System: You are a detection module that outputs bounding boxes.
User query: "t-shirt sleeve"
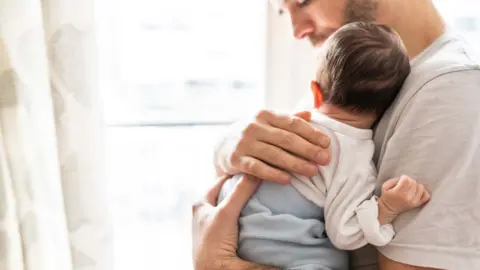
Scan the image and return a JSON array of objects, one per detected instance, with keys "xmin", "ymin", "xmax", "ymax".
[
  {"xmin": 376, "ymin": 70, "xmax": 480, "ymax": 269},
  {"xmin": 323, "ymin": 167, "xmax": 395, "ymax": 250}
]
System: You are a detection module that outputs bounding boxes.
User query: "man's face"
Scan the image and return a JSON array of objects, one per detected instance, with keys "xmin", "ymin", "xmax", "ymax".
[{"xmin": 273, "ymin": 0, "xmax": 378, "ymax": 47}]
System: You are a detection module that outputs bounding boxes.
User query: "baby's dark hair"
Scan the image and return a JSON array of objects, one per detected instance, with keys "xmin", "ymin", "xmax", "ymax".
[{"xmin": 316, "ymin": 22, "xmax": 411, "ymax": 115}]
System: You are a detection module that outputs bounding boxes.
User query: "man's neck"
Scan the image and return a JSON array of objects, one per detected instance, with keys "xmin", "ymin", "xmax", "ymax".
[
  {"xmin": 316, "ymin": 104, "xmax": 376, "ymax": 130},
  {"xmin": 377, "ymin": 0, "xmax": 446, "ymax": 59}
]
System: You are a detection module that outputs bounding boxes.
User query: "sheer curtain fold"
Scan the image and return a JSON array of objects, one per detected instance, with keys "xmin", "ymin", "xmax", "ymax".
[{"xmin": 0, "ymin": 0, "xmax": 112, "ymax": 269}]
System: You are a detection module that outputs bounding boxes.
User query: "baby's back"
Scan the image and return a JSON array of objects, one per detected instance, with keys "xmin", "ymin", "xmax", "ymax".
[
  {"xmin": 219, "ymin": 173, "xmax": 348, "ymax": 270},
  {"xmin": 217, "ymin": 113, "xmax": 376, "ymax": 269}
]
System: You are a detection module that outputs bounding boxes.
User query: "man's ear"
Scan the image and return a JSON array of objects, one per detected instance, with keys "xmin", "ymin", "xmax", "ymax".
[{"xmin": 310, "ymin": 81, "xmax": 323, "ymax": 108}]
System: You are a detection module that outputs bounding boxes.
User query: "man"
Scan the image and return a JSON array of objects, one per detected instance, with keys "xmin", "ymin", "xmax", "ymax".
[{"xmin": 192, "ymin": 0, "xmax": 480, "ymax": 269}]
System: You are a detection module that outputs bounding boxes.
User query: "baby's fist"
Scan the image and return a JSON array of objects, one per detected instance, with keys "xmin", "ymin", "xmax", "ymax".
[{"xmin": 380, "ymin": 175, "xmax": 430, "ymax": 215}]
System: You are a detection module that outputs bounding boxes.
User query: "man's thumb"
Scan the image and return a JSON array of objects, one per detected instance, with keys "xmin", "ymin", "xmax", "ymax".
[{"xmin": 294, "ymin": 111, "xmax": 312, "ymax": 121}]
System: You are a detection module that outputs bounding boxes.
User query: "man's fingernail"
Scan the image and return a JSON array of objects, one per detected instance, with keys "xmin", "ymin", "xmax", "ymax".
[
  {"xmin": 278, "ymin": 174, "xmax": 291, "ymax": 184},
  {"xmin": 316, "ymin": 151, "xmax": 329, "ymax": 164},
  {"xmin": 320, "ymin": 136, "xmax": 330, "ymax": 148},
  {"xmin": 304, "ymin": 163, "xmax": 318, "ymax": 173}
]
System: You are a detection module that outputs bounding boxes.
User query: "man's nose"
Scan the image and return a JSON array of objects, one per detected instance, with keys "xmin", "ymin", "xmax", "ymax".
[{"xmin": 290, "ymin": 14, "xmax": 315, "ymax": 39}]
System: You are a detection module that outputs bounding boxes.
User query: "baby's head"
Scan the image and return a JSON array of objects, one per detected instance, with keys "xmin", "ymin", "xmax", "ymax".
[{"xmin": 312, "ymin": 22, "xmax": 411, "ymax": 118}]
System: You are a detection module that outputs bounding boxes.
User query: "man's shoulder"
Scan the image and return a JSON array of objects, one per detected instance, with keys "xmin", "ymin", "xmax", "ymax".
[
  {"xmin": 373, "ymin": 35, "xmax": 480, "ymax": 161},
  {"xmin": 405, "ymin": 34, "xmax": 480, "ymax": 95},
  {"xmin": 395, "ymin": 35, "xmax": 480, "ymax": 110}
]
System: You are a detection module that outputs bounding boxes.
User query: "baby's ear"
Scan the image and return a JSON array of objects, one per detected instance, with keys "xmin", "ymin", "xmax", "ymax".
[{"xmin": 310, "ymin": 81, "xmax": 323, "ymax": 108}]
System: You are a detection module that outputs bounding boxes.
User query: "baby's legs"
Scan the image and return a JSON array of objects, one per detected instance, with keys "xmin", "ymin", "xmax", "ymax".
[{"xmin": 219, "ymin": 175, "xmax": 348, "ymax": 270}]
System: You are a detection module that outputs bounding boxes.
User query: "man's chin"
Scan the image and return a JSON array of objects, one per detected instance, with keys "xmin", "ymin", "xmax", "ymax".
[{"xmin": 311, "ymin": 40, "xmax": 326, "ymax": 49}]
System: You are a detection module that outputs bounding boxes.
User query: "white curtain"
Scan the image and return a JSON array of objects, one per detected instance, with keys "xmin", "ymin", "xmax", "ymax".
[{"xmin": 0, "ymin": 0, "xmax": 112, "ymax": 270}]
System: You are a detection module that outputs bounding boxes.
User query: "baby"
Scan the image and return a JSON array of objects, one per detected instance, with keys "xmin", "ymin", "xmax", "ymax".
[{"xmin": 218, "ymin": 22, "xmax": 430, "ymax": 270}]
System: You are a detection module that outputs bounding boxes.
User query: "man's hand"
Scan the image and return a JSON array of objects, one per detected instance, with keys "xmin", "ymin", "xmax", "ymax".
[
  {"xmin": 379, "ymin": 175, "xmax": 431, "ymax": 219},
  {"xmin": 215, "ymin": 110, "xmax": 331, "ymax": 184},
  {"xmin": 192, "ymin": 174, "xmax": 278, "ymax": 270}
]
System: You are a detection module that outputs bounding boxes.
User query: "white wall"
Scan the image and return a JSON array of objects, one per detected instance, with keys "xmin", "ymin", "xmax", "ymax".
[{"xmin": 265, "ymin": 7, "xmax": 316, "ymax": 113}]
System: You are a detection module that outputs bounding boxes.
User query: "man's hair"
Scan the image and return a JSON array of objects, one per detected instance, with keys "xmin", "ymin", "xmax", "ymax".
[{"xmin": 316, "ymin": 22, "xmax": 411, "ymax": 115}]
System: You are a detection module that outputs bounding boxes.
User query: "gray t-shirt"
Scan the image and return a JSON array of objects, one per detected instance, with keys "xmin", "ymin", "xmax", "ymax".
[{"xmin": 348, "ymin": 31, "xmax": 480, "ymax": 269}]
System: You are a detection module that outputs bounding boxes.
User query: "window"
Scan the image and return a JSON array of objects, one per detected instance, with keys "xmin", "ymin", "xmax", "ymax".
[
  {"xmin": 98, "ymin": 1, "xmax": 480, "ymax": 269},
  {"xmin": 435, "ymin": 0, "xmax": 480, "ymax": 60},
  {"xmin": 98, "ymin": 1, "xmax": 267, "ymax": 269},
  {"xmin": 102, "ymin": 0, "xmax": 266, "ymax": 126}
]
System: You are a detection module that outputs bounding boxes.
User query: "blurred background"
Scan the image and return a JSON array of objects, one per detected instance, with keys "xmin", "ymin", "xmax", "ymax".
[{"xmin": 94, "ymin": 0, "xmax": 480, "ymax": 269}]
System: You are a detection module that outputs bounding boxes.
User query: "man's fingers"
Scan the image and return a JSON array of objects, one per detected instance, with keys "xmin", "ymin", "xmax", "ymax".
[
  {"xmin": 249, "ymin": 141, "xmax": 318, "ymax": 177},
  {"xmin": 294, "ymin": 111, "xmax": 312, "ymax": 121},
  {"xmin": 382, "ymin": 178, "xmax": 399, "ymax": 192},
  {"xmin": 218, "ymin": 174, "xmax": 261, "ymax": 217},
  {"xmin": 258, "ymin": 110, "xmax": 330, "ymax": 149},
  {"xmin": 258, "ymin": 124, "xmax": 330, "ymax": 167},
  {"xmin": 238, "ymin": 156, "xmax": 291, "ymax": 184},
  {"xmin": 205, "ymin": 175, "xmax": 232, "ymax": 206}
]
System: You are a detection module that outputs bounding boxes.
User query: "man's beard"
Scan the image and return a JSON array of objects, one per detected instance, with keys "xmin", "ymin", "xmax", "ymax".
[
  {"xmin": 346, "ymin": 0, "xmax": 378, "ymax": 23},
  {"xmin": 308, "ymin": 0, "xmax": 378, "ymax": 46}
]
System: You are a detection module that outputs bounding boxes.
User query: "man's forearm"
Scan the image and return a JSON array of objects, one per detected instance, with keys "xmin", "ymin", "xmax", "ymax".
[
  {"xmin": 378, "ymin": 252, "xmax": 440, "ymax": 270},
  {"xmin": 199, "ymin": 259, "xmax": 279, "ymax": 270},
  {"xmin": 226, "ymin": 260, "xmax": 279, "ymax": 270}
]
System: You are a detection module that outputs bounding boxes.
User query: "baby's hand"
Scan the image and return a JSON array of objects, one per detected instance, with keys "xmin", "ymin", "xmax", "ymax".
[{"xmin": 379, "ymin": 175, "xmax": 430, "ymax": 216}]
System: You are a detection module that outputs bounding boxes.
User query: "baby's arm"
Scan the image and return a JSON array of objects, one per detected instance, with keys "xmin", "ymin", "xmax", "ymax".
[
  {"xmin": 377, "ymin": 175, "xmax": 431, "ymax": 225},
  {"xmin": 324, "ymin": 171, "xmax": 430, "ymax": 250},
  {"xmin": 323, "ymin": 170, "xmax": 386, "ymax": 250}
]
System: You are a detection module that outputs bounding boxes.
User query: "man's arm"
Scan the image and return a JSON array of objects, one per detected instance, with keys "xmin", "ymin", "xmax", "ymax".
[
  {"xmin": 221, "ymin": 260, "xmax": 279, "ymax": 270},
  {"xmin": 375, "ymin": 70, "xmax": 480, "ymax": 269},
  {"xmin": 202, "ymin": 258, "xmax": 278, "ymax": 270},
  {"xmin": 212, "ymin": 110, "xmax": 331, "ymax": 183},
  {"xmin": 378, "ymin": 253, "xmax": 439, "ymax": 270},
  {"xmin": 191, "ymin": 174, "xmax": 279, "ymax": 270}
]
